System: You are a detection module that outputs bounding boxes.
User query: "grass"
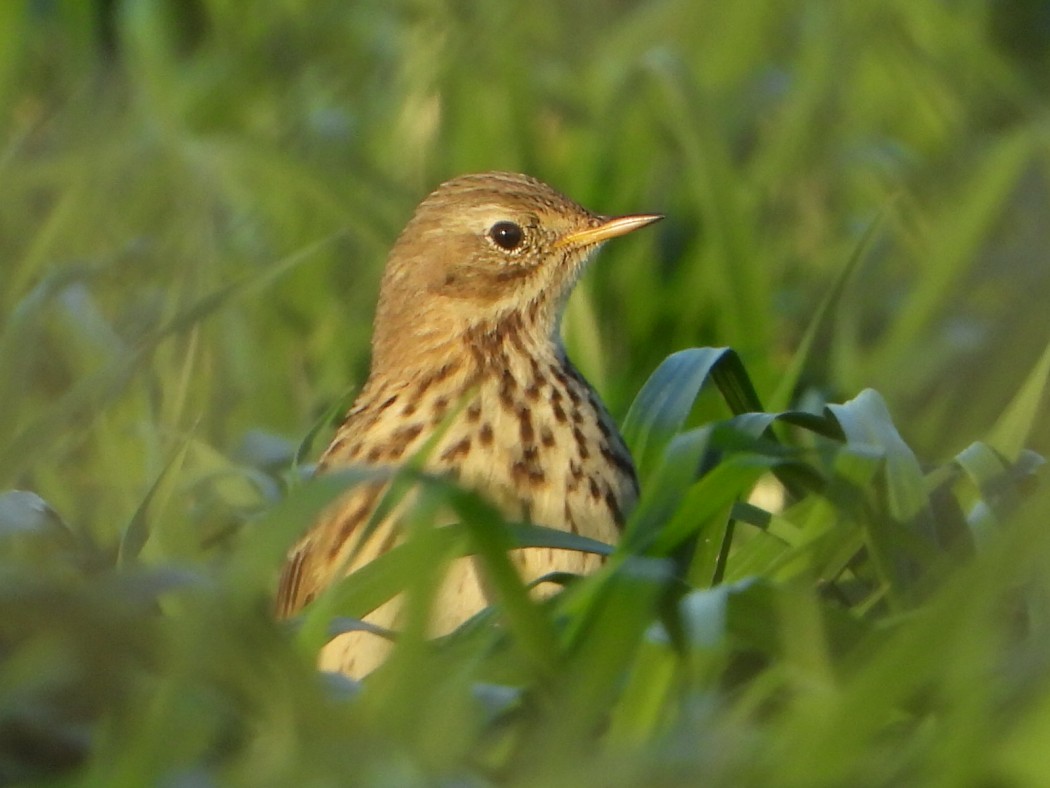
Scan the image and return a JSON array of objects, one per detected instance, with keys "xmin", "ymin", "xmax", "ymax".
[{"xmin": 2, "ymin": 0, "xmax": 1050, "ymax": 784}]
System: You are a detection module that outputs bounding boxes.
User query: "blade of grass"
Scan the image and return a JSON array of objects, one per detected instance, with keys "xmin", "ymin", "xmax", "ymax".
[
  {"xmin": 986, "ymin": 339, "xmax": 1050, "ymax": 461},
  {"xmin": 623, "ymin": 347, "xmax": 758, "ymax": 480}
]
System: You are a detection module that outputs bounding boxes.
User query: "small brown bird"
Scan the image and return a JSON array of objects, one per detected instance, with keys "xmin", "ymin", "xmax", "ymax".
[{"xmin": 277, "ymin": 172, "xmax": 661, "ymax": 676}]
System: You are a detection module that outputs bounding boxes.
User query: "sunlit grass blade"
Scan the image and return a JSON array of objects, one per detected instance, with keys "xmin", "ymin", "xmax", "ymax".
[
  {"xmin": 506, "ymin": 522, "xmax": 614, "ymax": 556},
  {"xmin": 986, "ymin": 339, "xmax": 1050, "ymax": 461},
  {"xmin": 826, "ymin": 389, "xmax": 934, "ymax": 537},
  {"xmin": 292, "ymin": 388, "xmax": 357, "ymax": 478},
  {"xmin": 224, "ymin": 469, "xmax": 381, "ymax": 602},
  {"xmin": 953, "ymin": 441, "xmax": 1044, "ymax": 547},
  {"xmin": 623, "ymin": 347, "xmax": 762, "ymax": 481},
  {"xmin": 513, "ymin": 557, "xmax": 674, "ymax": 780},
  {"xmin": 655, "ymin": 455, "xmax": 776, "ymax": 555},
  {"xmin": 451, "ymin": 488, "xmax": 561, "ymax": 677}
]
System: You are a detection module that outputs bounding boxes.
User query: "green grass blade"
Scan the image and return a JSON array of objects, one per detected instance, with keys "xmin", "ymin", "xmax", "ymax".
[
  {"xmin": 826, "ymin": 389, "xmax": 932, "ymax": 530},
  {"xmin": 117, "ymin": 430, "xmax": 196, "ymax": 565},
  {"xmin": 986, "ymin": 339, "xmax": 1050, "ymax": 461},
  {"xmin": 623, "ymin": 347, "xmax": 761, "ymax": 481},
  {"xmin": 451, "ymin": 488, "xmax": 560, "ymax": 677}
]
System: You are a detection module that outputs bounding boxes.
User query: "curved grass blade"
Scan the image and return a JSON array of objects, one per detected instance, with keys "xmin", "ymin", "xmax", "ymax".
[
  {"xmin": 506, "ymin": 522, "xmax": 614, "ymax": 556},
  {"xmin": 450, "ymin": 487, "xmax": 560, "ymax": 676},
  {"xmin": 826, "ymin": 389, "xmax": 933, "ymax": 533},
  {"xmin": 292, "ymin": 387, "xmax": 358, "ymax": 480},
  {"xmin": 954, "ymin": 441, "xmax": 1045, "ymax": 547},
  {"xmin": 986, "ymin": 339, "xmax": 1050, "ymax": 461},
  {"xmin": 623, "ymin": 347, "xmax": 762, "ymax": 481},
  {"xmin": 515, "ymin": 556, "xmax": 674, "ymax": 777}
]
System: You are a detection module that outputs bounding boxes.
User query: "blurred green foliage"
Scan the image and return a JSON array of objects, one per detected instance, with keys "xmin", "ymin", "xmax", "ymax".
[{"xmin": 1, "ymin": 0, "xmax": 1049, "ymax": 784}]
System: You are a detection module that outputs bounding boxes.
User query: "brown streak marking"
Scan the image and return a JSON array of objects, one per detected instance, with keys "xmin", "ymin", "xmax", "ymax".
[
  {"xmin": 440, "ymin": 361, "xmax": 460, "ymax": 379},
  {"xmin": 596, "ymin": 418, "xmax": 612, "ymax": 439},
  {"xmin": 430, "ymin": 396, "xmax": 450, "ymax": 424},
  {"xmin": 588, "ymin": 477, "xmax": 601, "ymax": 500},
  {"xmin": 503, "ymin": 316, "xmax": 530, "ymax": 357},
  {"xmin": 564, "ymin": 383, "xmax": 582, "ymax": 407},
  {"xmin": 466, "ymin": 401, "xmax": 482, "ymax": 422},
  {"xmin": 468, "ymin": 343, "xmax": 488, "ymax": 372},
  {"xmin": 529, "ymin": 357, "xmax": 543, "ymax": 381},
  {"xmin": 330, "ymin": 505, "xmax": 372, "ymax": 559},
  {"xmin": 573, "ymin": 427, "xmax": 590, "ymax": 459},
  {"xmin": 499, "ymin": 370, "xmax": 517, "ymax": 410},
  {"xmin": 375, "ymin": 524, "xmax": 400, "ymax": 555},
  {"xmin": 479, "ymin": 423, "xmax": 494, "ymax": 446},
  {"xmin": 441, "ymin": 436, "xmax": 472, "ymax": 462},
  {"xmin": 564, "ymin": 501, "xmax": 579, "ymax": 534},
  {"xmin": 552, "ymin": 401, "xmax": 567, "ymax": 423},
  {"xmin": 567, "ymin": 460, "xmax": 583, "ymax": 492},
  {"xmin": 540, "ymin": 426, "xmax": 555, "ymax": 447},
  {"xmin": 564, "ymin": 361, "xmax": 588, "ymax": 385},
  {"xmin": 605, "ymin": 489, "xmax": 625, "ymax": 527},
  {"xmin": 389, "ymin": 423, "xmax": 424, "ymax": 457},
  {"xmin": 512, "ymin": 459, "xmax": 546, "ymax": 486},
  {"xmin": 496, "ymin": 267, "xmax": 530, "ymax": 283},
  {"xmin": 466, "ymin": 324, "xmax": 503, "ymax": 372},
  {"xmin": 518, "ymin": 405, "xmax": 535, "ymax": 443},
  {"xmin": 277, "ymin": 553, "xmax": 304, "ymax": 615},
  {"xmin": 527, "ymin": 299, "xmax": 541, "ymax": 324},
  {"xmin": 600, "ymin": 444, "xmax": 631, "ymax": 472},
  {"xmin": 326, "ymin": 434, "xmax": 349, "ymax": 457},
  {"xmin": 394, "ymin": 423, "xmax": 423, "ymax": 439},
  {"xmin": 415, "ymin": 375, "xmax": 434, "ymax": 398}
]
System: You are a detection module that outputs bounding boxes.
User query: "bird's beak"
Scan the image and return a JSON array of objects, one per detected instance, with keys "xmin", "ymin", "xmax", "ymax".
[{"xmin": 554, "ymin": 213, "xmax": 663, "ymax": 249}]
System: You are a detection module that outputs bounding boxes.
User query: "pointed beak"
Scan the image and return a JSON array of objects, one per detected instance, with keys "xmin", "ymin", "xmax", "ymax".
[{"xmin": 554, "ymin": 213, "xmax": 663, "ymax": 249}]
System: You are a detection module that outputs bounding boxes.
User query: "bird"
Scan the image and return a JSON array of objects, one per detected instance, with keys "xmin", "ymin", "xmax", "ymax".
[{"xmin": 276, "ymin": 171, "xmax": 662, "ymax": 677}]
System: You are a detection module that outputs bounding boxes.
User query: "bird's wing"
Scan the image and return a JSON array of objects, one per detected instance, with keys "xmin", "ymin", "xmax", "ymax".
[{"xmin": 275, "ymin": 479, "xmax": 392, "ymax": 618}]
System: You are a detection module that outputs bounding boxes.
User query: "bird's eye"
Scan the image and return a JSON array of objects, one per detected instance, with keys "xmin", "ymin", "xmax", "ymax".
[{"xmin": 488, "ymin": 221, "xmax": 524, "ymax": 251}]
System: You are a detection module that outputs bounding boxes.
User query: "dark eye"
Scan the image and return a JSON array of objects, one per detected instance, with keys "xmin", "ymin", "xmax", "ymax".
[{"xmin": 489, "ymin": 221, "xmax": 524, "ymax": 251}]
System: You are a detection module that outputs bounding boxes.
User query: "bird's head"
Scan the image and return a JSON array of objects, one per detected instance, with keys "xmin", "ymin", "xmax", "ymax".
[{"xmin": 371, "ymin": 171, "xmax": 661, "ymax": 373}]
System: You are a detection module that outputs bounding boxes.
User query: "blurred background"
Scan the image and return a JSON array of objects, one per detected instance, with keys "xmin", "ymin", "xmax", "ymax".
[
  {"xmin": 2, "ymin": 0, "xmax": 1048, "ymax": 547},
  {"xmin": 3, "ymin": 2, "xmax": 1050, "ymax": 784}
]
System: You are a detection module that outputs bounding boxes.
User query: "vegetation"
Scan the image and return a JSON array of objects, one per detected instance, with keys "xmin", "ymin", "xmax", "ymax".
[{"xmin": 2, "ymin": 1, "xmax": 1049, "ymax": 784}]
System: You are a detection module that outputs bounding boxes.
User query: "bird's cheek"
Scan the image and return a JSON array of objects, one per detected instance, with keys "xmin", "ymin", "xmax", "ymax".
[{"xmin": 432, "ymin": 263, "xmax": 532, "ymax": 305}]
